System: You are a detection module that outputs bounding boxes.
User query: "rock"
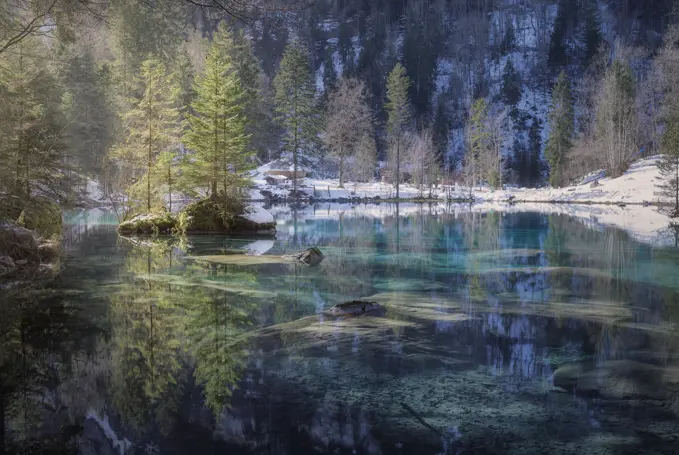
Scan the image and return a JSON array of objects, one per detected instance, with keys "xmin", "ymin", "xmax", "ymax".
[
  {"xmin": 282, "ymin": 247, "xmax": 324, "ymax": 266},
  {"xmin": 0, "ymin": 255, "xmax": 16, "ymax": 275},
  {"xmin": 325, "ymin": 300, "xmax": 383, "ymax": 316},
  {"xmin": 13, "ymin": 198, "xmax": 62, "ymax": 237},
  {"xmin": 79, "ymin": 418, "xmax": 117, "ymax": 455},
  {"xmin": 0, "ymin": 221, "xmax": 39, "ymax": 262},
  {"xmin": 117, "ymin": 212, "xmax": 177, "ymax": 235},
  {"xmin": 38, "ymin": 238, "xmax": 61, "ymax": 260},
  {"xmin": 181, "ymin": 198, "xmax": 235, "ymax": 233},
  {"xmin": 231, "ymin": 206, "xmax": 276, "ymax": 235},
  {"xmin": 552, "ymin": 360, "xmax": 678, "ymax": 400}
]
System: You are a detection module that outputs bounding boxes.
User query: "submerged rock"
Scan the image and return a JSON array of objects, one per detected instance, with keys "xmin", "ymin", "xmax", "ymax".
[
  {"xmin": 282, "ymin": 247, "xmax": 324, "ymax": 266},
  {"xmin": 325, "ymin": 300, "xmax": 383, "ymax": 316},
  {"xmin": 552, "ymin": 360, "xmax": 679, "ymax": 400}
]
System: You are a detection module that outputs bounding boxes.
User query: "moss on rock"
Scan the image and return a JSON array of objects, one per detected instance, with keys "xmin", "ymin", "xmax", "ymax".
[
  {"xmin": 15, "ymin": 198, "xmax": 62, "ymax": 237},
  {"xmin": 117, "ymin": 212, "xmax": 178, "ymax": 236},
  {"xmin": 180, "ymin": 198, "xmax": 237, "ymax": 233}
]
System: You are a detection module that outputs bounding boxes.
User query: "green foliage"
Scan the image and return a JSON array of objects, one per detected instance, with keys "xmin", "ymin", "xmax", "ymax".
[
  {"xmin": 583, "ymin": 0, "xmax": 603, "ymax": 66},
  {"xmin": 183, "ymin": 24, "xmax": 252, "ymax": 201},
  {"xmin": 117, "ymin": 212, "xmax": 178, "ymax": 236},
  {"xmin": 501, "ymin": 59, "xmax": 522, "ymax": 107},
  {"xmin": 385, "ymin": 63, "xmax": 412, "ymax": 196},
  {"xmin": 110, "ymin": 57, "xmax": 181, "ymax": 212},
  {"xmin": 0, "ymin": 38, "xmax": 74, "ymax": 201},
  {"xmin": 274, "ymin": 40, "xmax": 319, "ymax": 193},
  {"xmin": 465, "ymin": 98, "xmax": 490, "ymax": 190},
  {"xmin": 16, "ymin": 198, "xmax": 63, "ymax": 237},
  {"xmin": 180, "ymin": 198, "xmax": 245, "ymax": 233},
  {"xmin": 545, "ymin": 72, "xmax": 574, "ymax": 187}
]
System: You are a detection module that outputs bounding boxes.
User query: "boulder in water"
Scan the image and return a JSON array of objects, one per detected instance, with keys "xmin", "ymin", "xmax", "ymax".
[
  {"xmin": 325, "ymin": 300, "xmax": 383, "ymax": 316},
  {"xmin": 282, "ymin": 247, "xmax": 324, "ymax": 266},
  {"xmin": 552, "ymin": 360, "xmax": 677, "ymax": 400}
]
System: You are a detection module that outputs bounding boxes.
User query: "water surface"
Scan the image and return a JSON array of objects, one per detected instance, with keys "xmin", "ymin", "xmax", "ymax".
[{"xmin": 2, "ymin": 204, "xmax": 679, "ymax": 454}]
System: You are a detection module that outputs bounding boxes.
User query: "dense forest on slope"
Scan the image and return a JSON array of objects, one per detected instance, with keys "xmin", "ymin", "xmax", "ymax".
[{"xmin": 2, "ymin": 0, "xmax": 679, "ymax": 217}]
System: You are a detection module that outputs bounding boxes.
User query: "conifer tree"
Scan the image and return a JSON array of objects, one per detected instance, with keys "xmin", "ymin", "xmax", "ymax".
[
  {"xmin": 0, "ymin": 38, "xmax": 72, "ymax": 203},
  {"xmin": 583, "ymin": 0, "xmax": 603, "ymax": 66},
  {"xmin": 545, "ymin": 71, "xmax": 574, "ymax": 187},
  {"xmin": 184, "ymin": 26, "xmax": 251, "ymax": 202},
  {"xmin": 109, "ymin": 58, "xmax": 181, "ymax": 212},
  {"xmin": 464, "ymin": 98, "xmax": 490, "ymax": 194},
  {"xmin": 501, "ymin": 59, "xmax": 522, "ymax": 107},
  {"xmin": 274, "ymin": 41, "xmax": 318, "ymax": 195},
  {"xmin": 385, "ymin": 62, "xmax": 412, "ymax": 199}
]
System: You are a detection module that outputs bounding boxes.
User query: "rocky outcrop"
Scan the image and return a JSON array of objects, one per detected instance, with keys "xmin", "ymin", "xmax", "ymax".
[
  {"xmin": 325, "ymin": 300, "xmax": 383, "ymax": 316},
  {"xmin": 282, "ymin": 247, "xmax": 324, "ymax": 266}
]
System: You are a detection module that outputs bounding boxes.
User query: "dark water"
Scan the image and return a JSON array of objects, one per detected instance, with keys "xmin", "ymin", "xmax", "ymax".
[{"xmin": 2, "ymin": 204, "xmax": 679, "ymax": 455}]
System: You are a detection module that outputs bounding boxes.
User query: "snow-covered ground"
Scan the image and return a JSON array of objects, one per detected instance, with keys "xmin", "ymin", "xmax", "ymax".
[{"xmin": 249, "ymin": 156, "xmax": 666, "ymax": 205}]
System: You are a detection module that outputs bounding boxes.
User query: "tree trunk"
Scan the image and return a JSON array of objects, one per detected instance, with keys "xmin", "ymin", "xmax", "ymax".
[
  {"xmin": 339, "ymin": 141, "xmax": 344, "ymax": 188},
  {"xmin": 396, "ymin": 133, "xmax": 400, "ymax": 200},
  {"xmin": 148, "ymin": 121, "xmax": 152, "ymax": 212}
]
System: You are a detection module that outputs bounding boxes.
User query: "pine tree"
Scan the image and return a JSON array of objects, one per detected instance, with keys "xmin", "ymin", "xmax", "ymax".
[
  {"xmin": 109, "ymin": 58, "xmax": 181, "ymax": 212},
  {"xmin": 274, "ymin": 40, "xmax": 318, "ymax": 196},
  {"xmin": 464, "ymin": 98, "xmax": 490, "ymax": 194},
  {"xmin": 59, "ymin": 44, "xmax": 116, "ymax": 180},
  {"xmin": 545, "ymin": 72, "xmax": 574, "ymax": 187},
  {"xmin": 501, "ymin": 59, "xmax": 522, "ymax": 107},
  {"xmin": 0, "ymin": 38, "xmax": 72, "ymax": 204},
  {"xmin": 432, "ymin": 97, "xmax": 450, "ymax": 169},
  {"xmin": 582, "ymin": 0, "xmax": 603, "ymax": 66},
  {"xmin": 385, "ymin": 63, "xmax": 412, "ymax": 199},
  {"xmin": 528, "ymin": 116, "xmax": 543, "ymax": 186},
  {"xmin": 184, "ymin": 26, "xmax": 251, "ymax": 203}
]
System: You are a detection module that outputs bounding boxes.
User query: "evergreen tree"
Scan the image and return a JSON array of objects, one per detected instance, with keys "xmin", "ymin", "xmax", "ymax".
[
  {"xmin": 385, "ymin": 63, "xmax": 412, "ymax": 199},
  {"xmin": 501, "ymin": 59, "xmax": 522, "ymax": 107},
  {"xmin": 274, "ymin": 41, "xmax": 319, "ymax": 196},
  {"xmin": 432, "ymin": 97, "xmax": 451, "ymax": 168},
  {"xmin": 184, "ymin": 26, "xmax": 251, "ymax": 202},
  {"xmin": 545, "ymin": 72, "xmax": 574, "ymax": 187},
  {"xmin": 59, "ymin": 44, "xmax": 116, "ymax": 180},
  {"xmin": 464, "ymin": 98, "xmax": 490, "ymax": 194},
  {"xmin": 548, "ymin": 0, "xmax": 578, "ymax": 70},
  {"xmin": 528, "ymin": 116, "xmax": 543, "ymax": 186},
  {"xmin": 501, "ymin": 22, "xmax": 516, "ymax": 56},
  {"xmin": 109, "ymin": 58, "xmax": 181, "ymax": 212},
  {"xmin": 0, "ymin": 39, "xmax": 72, "ymax": 203},
  {"xmin": 582, "ymin": 0, "xmax": 603, "ymax": 66}
]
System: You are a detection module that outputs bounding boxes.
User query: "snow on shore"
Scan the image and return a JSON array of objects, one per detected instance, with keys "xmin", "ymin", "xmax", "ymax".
[{"xmin": 250, "ymin": 156, "xmax": 665, "ymax": 205}]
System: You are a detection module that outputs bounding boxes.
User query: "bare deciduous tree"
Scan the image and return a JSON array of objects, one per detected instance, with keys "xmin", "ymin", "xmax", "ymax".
[
  {"xmin": 324, "ymin": 77, "xmax": 374, "ymax": 187},
  {"xmin": 594, "ymin": 49, "xmax": 639, "ymax": 178},
  {"xmin": 407, "ymin": 128, "xmax": 439, "ymax": 197}
]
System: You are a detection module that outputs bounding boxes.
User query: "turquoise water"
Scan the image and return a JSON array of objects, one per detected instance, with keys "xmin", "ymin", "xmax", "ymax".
[{"xmin": 2, "ymin": 204, "xmax": 679, "ymax": 454}]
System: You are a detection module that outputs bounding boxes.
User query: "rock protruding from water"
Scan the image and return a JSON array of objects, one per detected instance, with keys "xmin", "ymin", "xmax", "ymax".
[
  {"xmin": 282, "ymin": 247, "xmax": 324, "ymax": 266},
  {"xmin": 325, "ymin": 300, "xmax": 383, "ymax": 316}
]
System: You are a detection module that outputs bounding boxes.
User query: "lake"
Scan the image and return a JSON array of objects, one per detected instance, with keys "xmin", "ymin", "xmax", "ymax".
[{"xmin": 2, "ymin": 204, "xmax": 679, "ymax": 454}]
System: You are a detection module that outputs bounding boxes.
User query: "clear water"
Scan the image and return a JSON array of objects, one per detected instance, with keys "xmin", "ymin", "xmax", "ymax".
[{"xmin": 2, "ymin": 204, "xmax": 679, "ymax": 454}]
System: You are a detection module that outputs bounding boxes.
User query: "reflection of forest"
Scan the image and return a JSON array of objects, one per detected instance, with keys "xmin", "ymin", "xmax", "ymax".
[{"xmin": 2, "ymin": 208, "xmax": 679, "ymax": 453}]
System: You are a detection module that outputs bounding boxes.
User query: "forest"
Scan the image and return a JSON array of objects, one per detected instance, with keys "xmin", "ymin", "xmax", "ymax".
[{"xmin": 2, "ymin": 0, "xmax": 679, "ymax": 221}]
